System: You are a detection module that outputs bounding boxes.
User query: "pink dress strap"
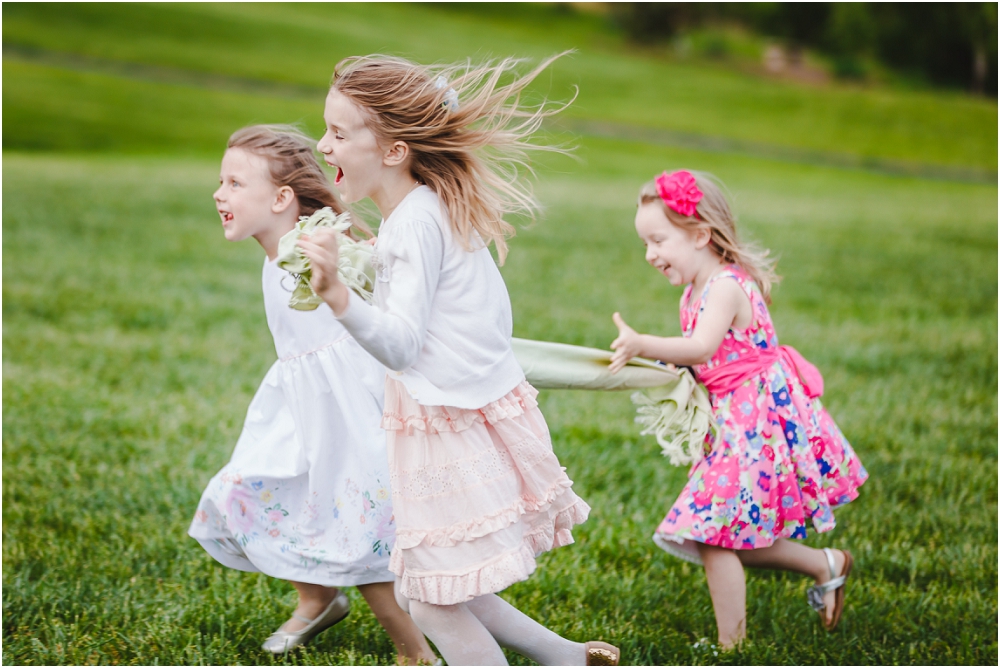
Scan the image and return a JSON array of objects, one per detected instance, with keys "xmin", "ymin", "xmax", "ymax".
[{"xmin": 680, "ymin": 266, "xmax": 755, "ymax": 338}]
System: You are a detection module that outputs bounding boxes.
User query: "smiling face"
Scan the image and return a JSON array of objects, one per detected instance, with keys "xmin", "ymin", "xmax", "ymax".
[
  {"xmin": 213, "ymin": 147, "xmax": 282, "ymax": 243},
  {"xmin": 317, "ymin": 89, "xmax": 387, "ymax": 205},
  {"xmin": 634, "ymin": 202, "xmax": 708, "ymax": 286}
]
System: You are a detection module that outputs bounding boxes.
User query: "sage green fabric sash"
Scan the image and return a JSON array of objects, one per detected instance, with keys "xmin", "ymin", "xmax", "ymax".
[
  {"xmin": 273, "ymin": 226, "xmax": 712, "ymax": 465},
  {"xmin": 276, "ymin": 208, "xmax": 375, "ymax": 311},
  {"xmin": 511, "ymin": 338, "xmax": 713, "ymax": 466}
]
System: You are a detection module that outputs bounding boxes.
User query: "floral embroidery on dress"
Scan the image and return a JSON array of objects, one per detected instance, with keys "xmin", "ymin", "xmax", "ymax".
[
  {"xmin": 188, "ymin": 256, "xmax": 394, "ymax": 586},
  {"xmin": 210, "ymin": 472, "xmax": 394, "ymax": 570}
]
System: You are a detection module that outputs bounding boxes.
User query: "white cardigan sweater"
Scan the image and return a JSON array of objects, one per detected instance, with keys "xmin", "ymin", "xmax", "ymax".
[{"xmin": 337, "ymin": 186, "xmax": 525, "ymax": 409}]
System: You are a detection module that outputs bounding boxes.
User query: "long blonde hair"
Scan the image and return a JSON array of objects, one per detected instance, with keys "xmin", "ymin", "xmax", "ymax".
[
  {"xmin": 331, "ymin": 53, "xmax": 575, "ymax": 264},
  {"xmin": 639, "ymin": 171, "xmax": 780, "ymax": 301},
  {"xmin": 227, "ymin": 124, "xmax": 372, "ymax": 238}
]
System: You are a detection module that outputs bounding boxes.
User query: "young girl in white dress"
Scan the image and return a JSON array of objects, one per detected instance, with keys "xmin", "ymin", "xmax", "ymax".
[
  {"xmin": 298, "ymin": 55, "xmax": 619, "ymax": 666},
  {"xmin": 188, "ymin": 125, "xmax": 435, "ymax": 663}
]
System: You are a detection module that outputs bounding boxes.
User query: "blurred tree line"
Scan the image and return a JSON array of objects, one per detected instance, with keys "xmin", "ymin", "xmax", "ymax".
[{"xmin": 614, "ymin": 2, "xmax": 998, "ymax": 95}]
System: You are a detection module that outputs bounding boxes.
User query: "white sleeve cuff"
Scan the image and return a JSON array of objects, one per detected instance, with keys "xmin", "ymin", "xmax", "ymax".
[
  {"xmin": 333, "ymin": 288, "xmax": 357, "ymax": 321},
  {"xmin": 335, "ymin": 289, "xmax": 369, "ymax": 327}
]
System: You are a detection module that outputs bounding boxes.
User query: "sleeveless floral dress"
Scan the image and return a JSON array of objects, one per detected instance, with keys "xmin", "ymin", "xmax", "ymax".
[{"xmin": 653, "ymin": 266, "xmax": 868, "ymax": 563}]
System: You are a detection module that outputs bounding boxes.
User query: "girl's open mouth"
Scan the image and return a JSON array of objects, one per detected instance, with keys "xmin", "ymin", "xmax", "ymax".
[
  {"xmin": 221, "ymin": 212, "xmax": 234, "ymax": 223},
  {"xmin": 335, "ymin": 167, "xmax": 344, "ymax": 185}
]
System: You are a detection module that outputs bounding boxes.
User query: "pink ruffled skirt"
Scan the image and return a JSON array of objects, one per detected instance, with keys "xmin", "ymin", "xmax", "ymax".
[{"xmin": 382, "ymin": 378, "xmax": 590, "ymax": 605}]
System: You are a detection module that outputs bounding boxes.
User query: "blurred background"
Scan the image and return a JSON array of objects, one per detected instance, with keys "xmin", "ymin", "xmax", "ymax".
[
  {"xmin": 615, "ymin": 2, "xmax": 998, "ymax": 95},
  {"xmin": 3, "ymin": 3, "xmax": 997, "ymax": 666},
  {"xmin": 4, "ymin": 2, "xmax": 998, "ymax": 170}
]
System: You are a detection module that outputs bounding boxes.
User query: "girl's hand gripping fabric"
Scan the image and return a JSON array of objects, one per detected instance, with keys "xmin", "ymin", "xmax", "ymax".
[
  {"xmin": 302, "ymin": 215, "xmax": 440, "ymax": 374},
  {"xmin": 613, "ymin": 277, "xmax": 752, "ymax": 369},
  {"xmin": 298, "ymin": 228, "xmax": 350, "ymax": 315},
  {"xmin": 610, "ymin": 312, "xmax": 645, "ymax": 374},
  {"xmin": 511, "ymin": 337, "xmax": 713, "ymax": 466},
  {"xmin": 279, "ymin": 208, "xmax": 375, "ymax": 311}
]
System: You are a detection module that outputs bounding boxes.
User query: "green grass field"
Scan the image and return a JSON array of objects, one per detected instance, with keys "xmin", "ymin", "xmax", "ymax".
[{"xmin": 3, "ymin": 3, "xmax": 997, "ymax": 665}]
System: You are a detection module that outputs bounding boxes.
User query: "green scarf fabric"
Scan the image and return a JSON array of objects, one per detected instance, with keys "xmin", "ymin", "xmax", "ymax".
[
  {"xmin": 274, "ymin": 239, "xmax": 712, "ymax": 464},
  {"xmin": 511, "ymin": 338, "xmax": 713, "ymax": 466},
  {"xmin": 275, "ymin": 208, "xmax": 376, "ymax": 311}
]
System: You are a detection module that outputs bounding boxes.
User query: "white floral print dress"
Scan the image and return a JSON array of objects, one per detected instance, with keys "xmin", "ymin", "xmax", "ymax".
[{"xmin": 188, "ymin": 257, "xmax": 394, "ymax": 586}]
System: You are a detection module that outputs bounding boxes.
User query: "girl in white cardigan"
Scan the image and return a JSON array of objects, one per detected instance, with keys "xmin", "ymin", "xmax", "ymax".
[{"xmin": 299, "ymin": 54, "xmax": 619, "ymax": 666}]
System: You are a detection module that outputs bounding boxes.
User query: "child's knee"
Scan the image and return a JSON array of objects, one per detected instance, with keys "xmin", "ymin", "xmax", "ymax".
[
  {"xmin": 407, "ymin": 600, "xmax": 434, "ymax": 629},
  {"xmin": 393, "ymin": 579, "xmax": 410, "ymax": 614},
  {"xmin": 408, "ymin": 599, "xmax": 455, "ymax": 631}
]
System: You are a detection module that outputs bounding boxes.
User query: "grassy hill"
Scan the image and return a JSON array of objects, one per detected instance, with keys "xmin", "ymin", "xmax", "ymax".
[
  {"xmin": 4, "ymin": 2, "xmax": 997, "ymax": 171},
  {"xmin": 3, "ymin": 3, "xmax": 997, "ymax": 665}
]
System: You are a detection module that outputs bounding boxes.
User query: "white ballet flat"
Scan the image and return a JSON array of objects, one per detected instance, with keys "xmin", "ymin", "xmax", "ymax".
[{"xmin": 261, "ymin": 590, "xmax": 351, "ymax": 654}]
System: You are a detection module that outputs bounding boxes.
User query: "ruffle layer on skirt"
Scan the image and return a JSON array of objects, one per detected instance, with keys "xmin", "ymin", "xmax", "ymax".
[
  {"xmin": 381, "ymin": 382, "xmax": 542, "ymax": 435},
  {"xmin": 383, "ymin": 378, "xmax": 590, "ymax": 605}
]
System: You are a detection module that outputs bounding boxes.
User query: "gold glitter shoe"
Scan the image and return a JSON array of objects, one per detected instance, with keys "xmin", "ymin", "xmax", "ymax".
[{"xmin": 585, "ymin": 641, "xmax": 620, "ymax": 666}]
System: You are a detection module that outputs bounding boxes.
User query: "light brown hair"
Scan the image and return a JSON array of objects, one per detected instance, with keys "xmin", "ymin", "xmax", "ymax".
[
  {"xmin": 330, "ymin": 53, "xmax": 575, "ymax": 264},
  {"xmin": 639, "ymin": 171, "xmax": 780, "ymax": 301},
  {"xmin": 227, "ymin": 124, "xmax": 371, "ymax": 238}
]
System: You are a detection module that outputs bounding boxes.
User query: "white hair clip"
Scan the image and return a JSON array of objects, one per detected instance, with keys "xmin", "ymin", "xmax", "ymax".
[{"xmin": 435, "ymin": 75, "xmax": 459, "ymax": 112}]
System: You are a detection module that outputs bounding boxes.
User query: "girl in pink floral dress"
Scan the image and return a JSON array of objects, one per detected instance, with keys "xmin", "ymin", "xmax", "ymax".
[{"xmin": 610, "ymin": 170, "xmax": 867, "ymax": 649}]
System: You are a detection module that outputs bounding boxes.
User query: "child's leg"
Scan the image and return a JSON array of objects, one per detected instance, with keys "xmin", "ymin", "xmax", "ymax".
[
  {"xmin": 735, "ymin": 538, "xmax": 846, "ymax": 625},
  {"xmin": 465, "ymin": 593, "xmax": 586, "ymax": 665},
  {"xmin": 696, "ymin": 543, "xmax": 746, "ymax": 649},
  {"xmin": 286, "ymin": 581, "xmax": 339, "ymax": 632},
  {"xmin": 357, "ymin": 582, "xmax": 437, "ymax": 665},
  {"xmin": 407, "ymin": 599, "xmax": 508, "ymax": 666}
]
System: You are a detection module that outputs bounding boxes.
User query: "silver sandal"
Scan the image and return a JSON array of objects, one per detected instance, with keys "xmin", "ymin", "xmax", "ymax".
[
  {"xmin": 261, "ymin": 589, "xmax": 351, "ymax": 654},
  {"xmin": 806, "ymin": 547, "xmax": 853, "ymax": 630}
]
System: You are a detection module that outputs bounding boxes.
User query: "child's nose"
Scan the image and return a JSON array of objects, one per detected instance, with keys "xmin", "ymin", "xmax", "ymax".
[
  {"xmin": 645, "ymin": 247, "xmax": 657, "ymax": 263},
  {"xmin": 317, "ymin": 133, "xmax": 332, "ymax": 154}
]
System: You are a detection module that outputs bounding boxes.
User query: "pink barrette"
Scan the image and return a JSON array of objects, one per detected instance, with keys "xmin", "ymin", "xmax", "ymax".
[{"xmin": 655, "ymin": 170, "xmax": 703, "ymax": 218}]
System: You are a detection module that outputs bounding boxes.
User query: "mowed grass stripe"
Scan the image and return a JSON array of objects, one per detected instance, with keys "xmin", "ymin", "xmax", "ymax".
[
  {"xmin": 3, "ymin": 2, "xmax": 997, "ymax": 169},
  {"xmin": 6, "ymin": 42, "xmax": 993, "ymax": 184}
]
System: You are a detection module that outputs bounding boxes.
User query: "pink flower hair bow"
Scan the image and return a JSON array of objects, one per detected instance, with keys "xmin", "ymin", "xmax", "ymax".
[{"xmin": 655, "ymin": 170, "xmax": 703, "ymax": 218}]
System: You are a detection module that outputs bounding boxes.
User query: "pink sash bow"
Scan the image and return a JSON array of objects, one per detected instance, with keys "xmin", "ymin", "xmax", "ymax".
[{"xmin": 697, "ymin": 345, "xmax": 824, "ymax": 398}]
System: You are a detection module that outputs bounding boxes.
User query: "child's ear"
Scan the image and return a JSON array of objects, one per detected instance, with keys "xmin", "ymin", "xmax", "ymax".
[
  {"xmin": 272, "ymin": 185, "xmax": 296, "ymax": 214},
  {"xmin": 693, "ymin": 226, "xmax": 712, "ymax": 249},
  {"xmin": 383, "ymin": 140, "xmax": 410, "ymax": 167}
]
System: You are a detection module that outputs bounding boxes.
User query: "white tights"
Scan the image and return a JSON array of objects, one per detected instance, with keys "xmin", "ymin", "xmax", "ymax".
[{"xmin": 395, "ymin": 582, "xmax": 585, "ymax": 666}]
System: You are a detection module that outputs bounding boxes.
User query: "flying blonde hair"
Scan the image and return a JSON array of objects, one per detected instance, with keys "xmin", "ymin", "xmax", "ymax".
[
  {"xmin": 330, "ymin": 53, "xmax": 575, "ymax": 264},
  {"xmin": 639, "ymin": 171, "xmax": 780, "ymax": 302},
  {"xmin": 227, "ymin": 124, "xmax": 372, "ymax": 239}
]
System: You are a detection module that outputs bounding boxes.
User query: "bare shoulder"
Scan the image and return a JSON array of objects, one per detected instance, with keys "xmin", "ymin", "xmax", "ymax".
[
  {"xmin": 707, "ymin": 274, "xmax": 747, "ymax": 304},
  {"xmin": 707, "ymin": 273, "xmax": 753, "ymax": 327}
]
